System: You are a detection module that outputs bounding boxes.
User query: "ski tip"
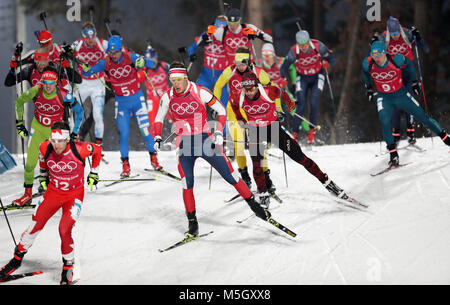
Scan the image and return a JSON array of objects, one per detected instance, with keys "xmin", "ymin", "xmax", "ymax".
[{"xmin": 34, "ymin": 271, "xmax": 44, "ymax": 275}]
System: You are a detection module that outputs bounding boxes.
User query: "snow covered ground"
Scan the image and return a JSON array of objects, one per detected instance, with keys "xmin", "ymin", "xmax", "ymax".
[{"xmin": 1, "ymin": 136, "xmax": 449, "ymax": 285}]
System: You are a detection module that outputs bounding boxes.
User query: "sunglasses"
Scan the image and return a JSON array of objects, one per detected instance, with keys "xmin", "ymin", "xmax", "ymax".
[
  {"xmin": 108, "ymin": 50, "xmax": 121, "ymax": 55},
  {"xmin": 371, "ymin": 52, "xmax": 384, "ymax": 58},
  {"xmin": 389, "ymin": 31, "xmax": 400, "ymax": 36},
  {"xmin": 169, "ymin": 77, "xmax": 187, "ymax": 83},
  {"xmin": 243, "ymin": 86, "xmax": 257, "ymax": 92},
  {"xmin": 43, "ymin": 79, "xmax": 56, "ymax": 85}
]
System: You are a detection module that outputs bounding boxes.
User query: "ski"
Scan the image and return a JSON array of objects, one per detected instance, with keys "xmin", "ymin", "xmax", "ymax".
[
  {"xmin": 336, "ymin": 194, "xmax": 369, "ymax": 209},
  {"xmin": 103, "ymin": 174, "xmax": 140, "ymax": 187},
  {"xmin": 375, "ymin": 144, "xmax": 425, "ymax": 157},
  {"xmin": 1, "ymin": 204, "xmax": 36, "ymax": 212},
  {"xmin": 370, "ymin": 162, "xmax": 411, "ymax": 177},
  {"xmin": 0, "ymin": 270, "xmax": 43, "ymax": 283},
  {"xmin": 267, "ymin": 217, "xmax": 297, "ymax": 238},
  {"xmin": 269, "ymin": 192, "xmax": 283, "ymax": 204},
  {"xmin": 224, "ymin": 193, "xmax": 241, "ymax": 203},
  {"xmin": 158, "ymin": 231, "xmax": 214, "ymax": 252},
  {"xmin": 144, "ymin": 168, "xmax": 181, "ymax": 181},
  {"xmin": 101, "ymin": 156, "xmax": 109, "ymax": 164}
]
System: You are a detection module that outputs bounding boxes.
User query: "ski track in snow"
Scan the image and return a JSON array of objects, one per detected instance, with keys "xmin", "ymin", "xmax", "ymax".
[{"xmin": 1, "ymin": 137, "xmax": 449, "ymax": 284}]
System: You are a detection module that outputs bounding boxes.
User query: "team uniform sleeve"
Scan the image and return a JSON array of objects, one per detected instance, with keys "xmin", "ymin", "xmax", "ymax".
[
  {"xmin": 318, "ymin": 41, "xmax": 335, "ymax": 66},
  {"xmin": 246, "ymin": 24, "xmax": 273, "ymax": 43},
  {"xmin": 280, "ymin": 49, "xmax": 296, "ymax": 79},
  {"xmin": 83, "ymin": 58, "xmax": 106, "ymax": 77},
  {"xmin": 154, "ymin": 92, "xmax": 170, "ymax": 137},
  {"xmin": 394, "ymin": 54, "xmax": 417, "ymax": 83},
  {"xmin": 16, "ymin": 85, "xmax": 39, "ymax": 120},
  {"xmin": 201, "ymin": 87, "xmax": 227, "ymax": 132},
  {"xmin": 213, "ymin": 67, "xmax": 231, "ymax": 101},
  {"xmin": 361, "ymin": 57, "xmax": 374, "ymax": 89},
  {"xmin": 64, "ymin": 92, "xmax": 84, "ymax": 134},
  {"xmin": 78, "ymin": 142, "xmax": 102, "ymax": 172},
  {"xmin": 38, "ymin": 141, "xmax": 50, "ymax": 174}
]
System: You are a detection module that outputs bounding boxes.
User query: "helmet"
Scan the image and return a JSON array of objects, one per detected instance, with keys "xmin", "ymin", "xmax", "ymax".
[
  {"xmin": 145, "ymin": 46, "xmax": 157, "ymax": 59},
  {"xmin": 107, "ymin": 35, "xmax": 122, "ymax": 52},
  {"xmin": 295, "ymin": 30, "xmax": 310, "ymax": 44},
  {"xmin": 387, "ymin": 16, "xmax": 401, "ymax": 35},
  {"xmin": 226, "ymin": 8, "xmax": 241, "ymax": 23}
]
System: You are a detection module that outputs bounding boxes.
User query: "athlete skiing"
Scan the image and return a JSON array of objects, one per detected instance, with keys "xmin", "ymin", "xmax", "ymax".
[
  {"xmin": 280, "ymin": 30, "xmax": 335, "ymax": 144},
  {"xmin": 213, "ymin": 47, "xmax": 275, "ymax": 192},
  {"xmin": 141, "ymin": 45, "xmax": 170, "ymax": 135},
  {"xmin": 71, "ymin": 21, "xmax": 108, "ymax": 147},
  {"xmin": 34, "ymin": 30, "xmax": 63, "ymax": 65},
  {"xmin": 362, "ymin": 41, "xmax": 450, "ymax": 167},
  {"xmin": 374, "ymin": 16, "xmax": 429, "ymax": 146},
  {"xmin": 187, "ymin": 15, "xmax": 229, "ymax": 106},
  {"xmin": 82, "ymin": 35, "xmax": 163, "ymax": 177},
  {"xmin": 211, "ymin": 8, "xmax": 273, "ymax": 65},
  {"xmin": 5, "ymin": 47, "xmax": 81, "ymax": 89},
  {"xmin": 11, "ymin": 66, "xmax": 84, "ymax": 207},
  {"xmin": 237, "ymin": 72, "xmax": 351, "ymax": 206},
  {"xmin": 0, "ymin": 121, "xmax": 102, "ymax": 285},
  {"xmin": 153, "ymin": 62, "xmax": 272, "ymax": 238}
]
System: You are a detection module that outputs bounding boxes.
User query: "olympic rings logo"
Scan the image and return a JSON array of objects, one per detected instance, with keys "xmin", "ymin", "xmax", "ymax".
[
  {"xmin": 298, "ymin": 54, "xmax": 320, "ymax": 66},
  {"xmin": 267, "ymin": 71, "xmax": 281, "ymax": 80},
  {"xmin": 77, "ymin": 51, "xmax": 104, "ymax": 63},
  {"xmin": 225, "ymin": 37, "xmax": 249, "ymax": 49},
  {"xmin": 47, "ymin": 160, "xmax": 78, "ymax": 173},
  {"xmin": 243, "ymin": 103, "xmax": 270, "ymax": 115},
  {"xmin": 387, "ymin": 43, "xmax": 409, "ymax": 55},
  {"xmin": 205, "ymin": 43, "xmax": 225, "ymax": 54},
  {"xmin": 35, "ymin": 102, "xmax": 61, "ymax": 113},
  {"xmin": 31, "ymin": 78, "xmax": 40, "ymax": 86},
  {"xmin": 171, "ymin": 102, "xmax": 199, "ymax": 115},
  {"xmin": 150, "ymin": 73, "xmax": 167, "ymax": 84},
  {"xmin": 109, "ymin": 65, "xmax": 132, "ymax": 78},
  {"xmin": 231, "ymin": 79, "xmax": 242, "ymax": 90},
  {"xmin": 371, "ymin": 71, "xmax": 397, "ymax": 81}
]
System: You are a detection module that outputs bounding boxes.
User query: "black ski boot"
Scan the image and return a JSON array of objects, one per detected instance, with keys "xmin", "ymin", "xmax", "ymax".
[
  {"xmin": 185, "ymin": 211, "xmax": 199, "ymax": 238},
  {"xmin": 322, "ymin": 174, "xmax": 348, "ymax": 199},
  {"xmin": 0, "ymin": 247, "xmax": 27, "ymax": 279},
  {"xmin": 238, "ymin": 167, "xmax": 252, "ymax": 189},
  {"xmin": 439, "ymin": 130, "xmax": 450, "ymax": 146},
  {"xmin": 264, "ymin": 170, "xmax": 276, "ymax": 195},
  {"xmin": 60, "ymin": 258, "xmax": 74, "ymax": 285},
  {"xmin": 387, "ymin": 144, "xmax": 400, "ymax": 167},
  {"xmin": 245, "ymin": 195, "xmax": 271, "ymax": 220},
  {"xmin": 257, "ymin": 191, "xmax": 271, "ymax": 209}
]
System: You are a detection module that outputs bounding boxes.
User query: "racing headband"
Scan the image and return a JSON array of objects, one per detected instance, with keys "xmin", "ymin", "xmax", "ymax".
[
  {"xmin": 42, "ymin": 70, "xmax": 58, "ymax": 81},
  {"xmin": 51, "ymin": 129, "xmax": 70, "ymax": 141},
  {"xmin": 169, "ymin": 68, "xmax": 188, "ymax": 79},
  {"xmin": 82, "ymin": 27, "xmax": 97, "ymax": 38},
  {"xmin": 34, "ymin": 51, "xmax": 50, "ymax": 62},
  {"xmin": 235, "ymin": 52, "xmax": 250, "ymax": 63}
]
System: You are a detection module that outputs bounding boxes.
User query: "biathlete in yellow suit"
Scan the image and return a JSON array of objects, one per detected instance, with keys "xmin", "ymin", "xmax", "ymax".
[{"xmin": 214, "ymin": 46, "xmax": 280, "ymax": 193}]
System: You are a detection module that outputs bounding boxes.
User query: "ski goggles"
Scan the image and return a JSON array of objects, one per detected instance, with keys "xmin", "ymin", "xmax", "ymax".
[
  {"xmin": 389, "ymin": 31, "xmax": 400, "ymax": 36},
  {"xmin": 50, "ymin": 129, "xmax": 70, "ymax": 142},
  {"xmin": 82, "ymin": 27, "xmax": 96, "ymax": 38},
  {"xmin": 42, "ymin": 79, "xmax": 56, "ymax": 85},
  {"xmin": 107, "ymin": 50, "xmax": 121, "ymax": 55},
  {"xmin": 34, "ymin": 52, "xmax": 50, "ymax": 62},
  {"xmin": 371, "ymin": 50, "xmax": 385, "ymax": 58}
]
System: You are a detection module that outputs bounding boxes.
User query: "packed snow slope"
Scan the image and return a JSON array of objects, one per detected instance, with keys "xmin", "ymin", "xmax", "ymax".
[{"xmin": 1, "ymin": 136, "xmax": 449, "ymax": 285}]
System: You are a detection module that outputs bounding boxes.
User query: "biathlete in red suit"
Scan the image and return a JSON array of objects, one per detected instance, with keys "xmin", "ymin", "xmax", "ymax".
[
  {"xmin": 153, "ymin": 62, "xmax": 271, "ymax": 239},
  {"xmin": 236, "ymin": 72, "xmax": 351, "ymax": 207},
  {"xmin": 0, "ymin": 121, "xmax": 101, "ymax": 285}
]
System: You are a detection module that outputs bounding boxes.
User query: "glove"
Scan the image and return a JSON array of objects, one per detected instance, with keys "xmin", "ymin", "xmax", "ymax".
[
  {"xmin": 9, "ymin": 56, "xmax": 18, "ymax": 70},
  {"xmin": 322, "ymin": 60, "xmax": 329, "ymax": 69},
  {"xmin": 39, "ymin": 175, "xmax": 49, "ymax": 191},
  {"xmin": 243, "ymin": 27, "xmax": 257, "ymax": 40},
  {"xmin": 82, "ymin": 63, "xmax": 91, "ymax": 72},
  {"xmin": 411, "ymin": 26, "xmax": 421, "ymax": 41},
  {"xmin": 366, "ymin": 89, "xmax": 377, "ymax": 103},
  {"xmin": 61, "ymin": 59, "xmax": 70, "ymax": 69},
  {"xmin": 135, "ymin": 57, "xmax": 145, "ymax": 68},
  {"xmin": 212, "ymin": 131, "xmax": 224, "ymax": 146},
  {"xmin": 371, "ymin": 33, "xmax": 380, "ymax": 44},
  {"xmin": 154, "ymin": 135, "xmax": 162, "ymax": 151},
  {"xmin": 412, "ymin": 81, "xmax": 420, "ymax": 96},
  {"xmin": 16, "ymin": 120, "xmax": 29, "ymax": 138},
  {"xmin": 189, "ymin": 54, "xmax": 197, "ymax": 63},
  {"xmin": 87, "ymin": 172, "xmax": 99, "ymax": 191},
  {"xmin": 70, "ymin": 132, "xmax": 78, "ymax": 141},
  {"xmin": 201, "ymin": 33, "xmax": 212, "ymax": 44},
  {"xmin": 14, "ymin": 42, "xmax": 23, "ymax": 57}
]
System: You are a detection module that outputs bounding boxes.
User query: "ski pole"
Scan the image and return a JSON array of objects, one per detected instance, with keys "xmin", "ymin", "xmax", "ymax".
[
  {"xmin": 104, "ymin": 18, "xmax": 113, "ymax": 37},
  {"xmin": 282, "ymin": 151, "xmax": 288, "ymax": 188},
  {"xmin": 39, "ymin": 12, "xmax": 48, "ymax": 30},
  {"xmin": 99, "ymin": 178, "xmax": 158, "ymax": 182},
  {"xmin": 0, "ymin": 198, "xmax": 18, "ymax": 247},
  {"xmin": 292, "ymin": 112, "xmax": 321, "ymax": 131},
  {"xmin": 15, "ymin": 42, "xmax": 26, "ymax": 168}
]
